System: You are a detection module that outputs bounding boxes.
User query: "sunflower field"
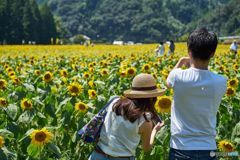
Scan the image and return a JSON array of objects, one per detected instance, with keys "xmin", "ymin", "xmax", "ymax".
[{"xmin": 0, "ymin": 44, "xmax": 239, "ymax": 160}]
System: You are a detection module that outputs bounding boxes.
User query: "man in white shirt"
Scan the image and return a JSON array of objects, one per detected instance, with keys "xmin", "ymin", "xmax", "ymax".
[{"xmin": 167, "ymin": 28, "xmax": 227, "ymax": 160}]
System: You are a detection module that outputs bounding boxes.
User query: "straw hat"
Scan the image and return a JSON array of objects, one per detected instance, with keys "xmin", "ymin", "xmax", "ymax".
[{"xmin": 124, "ymin": 73, "xmax": 165, "ymax": 98}]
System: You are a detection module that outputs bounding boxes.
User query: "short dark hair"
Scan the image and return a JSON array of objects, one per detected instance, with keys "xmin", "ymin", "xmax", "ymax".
[{"xmin": 187, "ymin": 28, "xmax": 218, "ymax": 60}]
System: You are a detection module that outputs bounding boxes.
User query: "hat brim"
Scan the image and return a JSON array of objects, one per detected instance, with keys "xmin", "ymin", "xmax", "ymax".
[{"xmin": 123, "ymin": 89, "xmax": 165, "ymax": 98}]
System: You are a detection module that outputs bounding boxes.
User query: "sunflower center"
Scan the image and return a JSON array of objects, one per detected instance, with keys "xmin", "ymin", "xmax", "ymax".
[
  {"xmin": 71, "ymin": 86, "xmax": 79, "ymax": 93},
  {"xmin": 224, "ymin": 143, "xmax": 233, "ymax": 151},
  {"xmin": 0, "ymin": 100, "xmax": 7, "ymax": 106},
  {"xmin": 128, "ymin": 69, "xmax": 134, "ymax": 74},
  {"xmin": 91, "ymin": 91, "xmax": 96, "ymax": 96},
  {"xmin": 229, "ymin": 80, "xmax": 236, "ymax": 86},
  {"xmin": 35, "ymin": 131, "xmax": 47, "ymax": 142},
  {"xmin": 44, "ymin": 74, "xmax": 51, "ymax": 80},
  {"xmin": 227, "ymin": 89, "xmax": 234, "ymax": 95},
  {"xmin": 144, "ymin": 65, "xmax": 149, "ymax": 70},
  {"xmin": 24, "ymin": 101, "xmax": 31, "ymax": 108},
  {"xmin": 0, "ymin": 81, "xmax": 4, "ymax": 86},
  {"xmin": 79, "ymin": 104, "xmax": 86, "ymax": 110},
  {"xmin": 158, "ymin": 99, "xmax": 171, "ymax": 109},
  {"xmin": 103, "ymin": 71, "xmax": 107, "ymax": 74}
]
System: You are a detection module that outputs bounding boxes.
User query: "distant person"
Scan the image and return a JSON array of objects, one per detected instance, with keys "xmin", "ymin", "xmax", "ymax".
[
  {"xmin": 155, "ymin": 42, "xmax": 165, "ymax": 57},
  {"xmin": 167, "ymin": 28, "xmax": 227, "ymax": 160},
  {"xmin": 168, "ymin": 40, "xmax": 175, "ymax": 55},
  {"xmin": 230, "ymin": 40, "xmax": 238, "ymax": 54}
]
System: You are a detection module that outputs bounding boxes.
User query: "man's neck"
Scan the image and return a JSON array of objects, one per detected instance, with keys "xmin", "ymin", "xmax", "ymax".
[{"xmin": 190, "ymin": 59, "xmax": 209, "ymax": 70}]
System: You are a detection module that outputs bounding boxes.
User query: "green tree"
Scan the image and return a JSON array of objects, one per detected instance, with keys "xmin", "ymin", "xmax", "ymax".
[
  {"xmin": 0, "ymin": 0, "xmax": 11, "ymax": 44},
  {"xmin": 40, "ymin": 3, "xmax": 57, "ymax": 44},
  {"xmin": 30, "ymin": 0, "xmax": 42, "ymax": 44},
  {"xmin": 8, "ymin": 0, "xmax": 25, "ymax": 44},
  {"xmin": 22, "ymin": 0, "xmax": 35, "ymax": 43},
  {"xmin": 0, "ymin": 0, "xmax": 6, "ymax": 43}
]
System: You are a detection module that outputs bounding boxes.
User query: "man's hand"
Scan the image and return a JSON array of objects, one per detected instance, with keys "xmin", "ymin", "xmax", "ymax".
[{"xmin": 174, "ymin": 57, "xmax": 191, "ymax": 69}]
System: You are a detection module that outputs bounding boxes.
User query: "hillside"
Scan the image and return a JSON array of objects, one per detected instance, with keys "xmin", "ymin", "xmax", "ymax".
[
  {"xmin": 189, "ymin": 0, "xmax": 240, "ymax": 36},
  {"xmin": 36, "ymin": 0, "xmax": 239, "ymax": 42}
]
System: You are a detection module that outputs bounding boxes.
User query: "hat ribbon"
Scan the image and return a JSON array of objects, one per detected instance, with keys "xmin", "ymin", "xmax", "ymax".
[{"xmin": 131, "ymin": 86, "xmax": 157, "ymax": 91}]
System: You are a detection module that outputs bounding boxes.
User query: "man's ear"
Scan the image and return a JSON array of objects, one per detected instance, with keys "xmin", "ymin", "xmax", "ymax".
[{"xmin": 188, "ymin": 50, "xmax": 192, "ymax": 58}]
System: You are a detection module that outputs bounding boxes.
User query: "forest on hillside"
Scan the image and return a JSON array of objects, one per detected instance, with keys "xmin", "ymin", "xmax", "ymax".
[
  {"xmin": 1, "ymin": 0, "xmax": 239, "ymax": 44},
  {"xmin": 37, "ymin": 0, "xmax": 239, "ymax": 43},
  {"xmin": 0, "ymin": 0, "xmax": 57, "ymax": 44}
]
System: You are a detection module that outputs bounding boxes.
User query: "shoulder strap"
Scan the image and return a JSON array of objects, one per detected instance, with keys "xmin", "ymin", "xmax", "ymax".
[{"xmin": 99, "ymin": 96, "xmax": 119, "ymax": 112}]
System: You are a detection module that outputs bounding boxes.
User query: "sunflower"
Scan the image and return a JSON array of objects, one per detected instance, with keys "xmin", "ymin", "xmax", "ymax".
[
  {"xmin": 157, "ymin": 57, "xmax": 162, "ymax": 63},
  {"xmin": 88, "ymin": 63, "xmax": 94, "ymax": 68},
  {"xmin": 226, "ymin": 87, "xmax": 235, "ymax": 97},
  {"xmin": 89, "ymin": 67, "xmax": 94, "ymax": 73},
  {"xmin": 67, "ymin": 82, "xmax": 82, "ymax": 96},
  {"xmin": 228, "ymin": 78, "xmax": 238, "ymax": 88},
  {"xmin": 100, "ymin": 60, "xmax": 108, "ymax": 67},
  {"xmin": 30, "ymin": 128, "xmax": 53, "ymax": 146},
  {"xmin": 100, "ymin": 60, "xmax": 104, "ymax": 66},
  {"xmin": 151, "ymin": 73, "xmax": 157, "ymax": 79},
  {"xmin": 155, "ymin": 96, "xmax": 172, "ymax": 113},
  {"xmin": 88, "ymin": 89, "xmax": 97, "ymax": 99},
  {"xmin": 88, "ymin": 81, "xmax": 96, "ymax": 88},
  {"xmin": 71, "ymin": 76, "xmax": 78, "ymax": 82},
  {"xmin": 30, "ymin": 60, "xmax": 34, "ymax": 65},
  {"xmin": 0, "ymin": 79, "xmax": 7, "ymax": 90},
  {"xmin": 119, "ymin": 70, "xmax": 126, "ymax": 78},
  {"xmin": 100, "ymin": 69, "xmax": 108, "ymax": 76},
  {"xmin": 233, "ymin": 64, "xmax": 238, "ymax": 70},
  {"xmin": 142, "ymin": 64, "xmax": 151, "ymax": 72},
  {"xmin": 153, "ymin": 63, "xmax": 158, "ymax": 68},
  {"xmin": 4, "ymin": 64, "xmax": 9, "ymax": 69},
  {"xmin": 0, "ymin": 98, "xmax": 7, "ymax": 107},
  {"xmin": 11, "ymin": 76, "xmax": 21, "ymax": 85},
  {"xmin": 126, "ymin": 67, "xmax": 136, "ymax": 77},
  {"xmin": 75, "ymin": 102, "xmax": 88, "ymax": 113},
  {"xmin": 16, "ymin": 66, "xmax": 21, "ymax": 72},
  {"xmin": 0, "ymin": 136, "xmax": 4, "ymax": 148},
  {"xmin": 6, "ymin": 67, "xmax": 13, "ymax": 73},
  {"xmin": 42, "ymin": 71, "xmax": 53, "ymax": 83},
  {"xmin": 83, "ymin": 72, "xmax": 90, "ymax": 79},
  {"xmin": 219, "ymin": 66, "xmax": 225, "ymax": 72},
  {"xmin": 20, "ymin": 98, "xmax": 33, "ymax": 110},
  {"xmin": 71, "ymin": 64, "xmax": 78, "ymax": 71},
  {"xmin": 34, "ymin": 70, "xmax": 41, "ymax": 75},
  {"xmin": 218, "ymin": 140, "xmax": 234, "ymax": 152},
  {"xmin": 60, "ymin": 69, "xmax": 68, "ymax": 77}
]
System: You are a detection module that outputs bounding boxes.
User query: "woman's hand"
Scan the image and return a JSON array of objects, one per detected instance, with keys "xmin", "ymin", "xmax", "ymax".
[
  {"xmin": 139, "ymin": 121, "xmax": 165, "ymax": 152},
  {"xmin": 153, "ymin": 121, "xmax": 165, "ymax": 132}
]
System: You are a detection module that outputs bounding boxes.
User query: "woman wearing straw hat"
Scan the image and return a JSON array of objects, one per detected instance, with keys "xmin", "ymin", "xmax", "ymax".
[{"xmin": 89, "ymin": 73, "xmax": 165, "ymax": 160}]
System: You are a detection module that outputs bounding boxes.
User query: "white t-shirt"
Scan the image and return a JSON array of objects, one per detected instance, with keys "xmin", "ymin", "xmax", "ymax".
[
  {"xmin": 230, "ymin": 43, "xmax": 238, "ymax": 51},
  {"xmin": 167, "ymin": 67, "xmax": 227, "ymax": 150},
  {"xmin": 98, "ymin": 98, "xmax": 151, "ymax": 156}
]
